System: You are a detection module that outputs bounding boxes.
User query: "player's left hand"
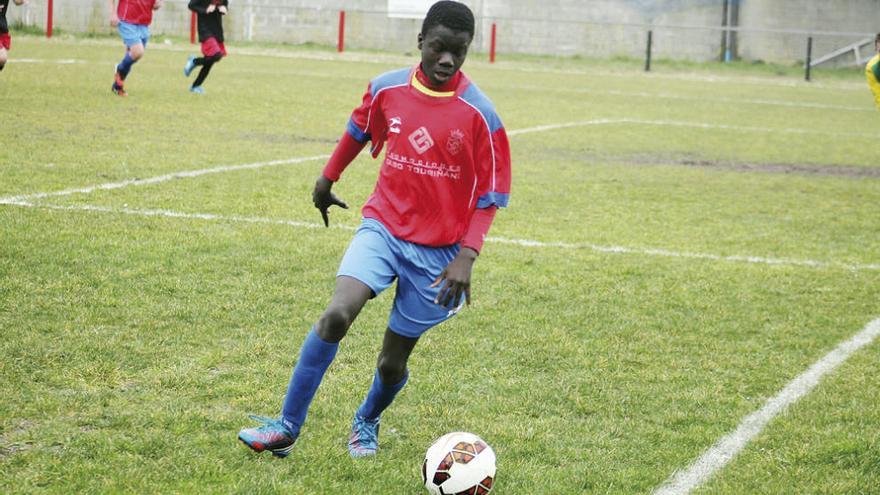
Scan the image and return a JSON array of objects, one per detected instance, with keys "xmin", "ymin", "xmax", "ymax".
[
  {"xmin": 218, "ymin": 5, "xmax": 227, "ymax": 14},
  {"xmin": 431, "ymin": 247, "xmax": 477, "ymax": 308}
]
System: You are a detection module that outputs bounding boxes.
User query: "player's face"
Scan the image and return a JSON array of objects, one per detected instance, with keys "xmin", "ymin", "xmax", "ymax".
[{"xmin": 418, "ymin": 24, "xmax": 472, "ymax": 86}]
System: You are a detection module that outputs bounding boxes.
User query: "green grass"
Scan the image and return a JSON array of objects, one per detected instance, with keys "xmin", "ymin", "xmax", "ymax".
[{"xmin": 2, "ymin": 34, "xmax": 879, "ymax": 494}]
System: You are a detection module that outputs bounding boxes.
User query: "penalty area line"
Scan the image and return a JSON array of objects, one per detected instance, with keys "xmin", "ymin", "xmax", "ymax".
[
  {"xmin": 508, "ymin": 118, "xmax": 878, "ymax": 139},
  {"xmin": 2, "ymin": 116, "xmax": 863, "ymax": 205},
  {"xmin": 653, "ymin": 317, "xmax": 880, "ymax": 495},
  {"xmin": 3, "ymin": 201, "xmax": 878, "ymax": 272}
]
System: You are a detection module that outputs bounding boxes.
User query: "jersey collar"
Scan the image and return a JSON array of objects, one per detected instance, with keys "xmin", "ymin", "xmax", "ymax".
[{"xmin": 412, "ymin": 64, "xmax": 462, "ymax": 97}]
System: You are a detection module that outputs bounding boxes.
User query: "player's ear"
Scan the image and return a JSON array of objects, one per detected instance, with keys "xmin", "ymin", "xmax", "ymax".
[{"xmin": 417, "ymin": 32, "xmax": 424, "ymax": 50}]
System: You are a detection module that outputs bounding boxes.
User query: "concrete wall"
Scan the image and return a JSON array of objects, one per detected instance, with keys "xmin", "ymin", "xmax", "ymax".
[
  {"xmin": 737, "ymin": 0, "xmax": 880, "ymax": 65},
  {"xmin": 6, "ymin": 0, "xmax": 879, "ymax": 64}
]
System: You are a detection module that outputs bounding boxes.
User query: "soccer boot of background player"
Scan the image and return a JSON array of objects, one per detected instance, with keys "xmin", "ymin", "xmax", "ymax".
[
  {"xmin": 238, "ymin": 415, "xmax": 297, "ymax": 458},
  {"xmin": 112, "ymin": 68, "xmax": 127, "ymax": 96},
  {"xmin": 348, "ymin": 414, "xmax": 380, "ymax": 457},
  {"xmin": 183, "ymin": 55, "xmax": 196, "ymax": 77}
]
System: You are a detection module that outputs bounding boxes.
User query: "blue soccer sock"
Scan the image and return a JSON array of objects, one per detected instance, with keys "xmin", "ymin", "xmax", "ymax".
[
  {"xmin": 280, "ymin": 327, "xmax": 339, "ymax": 436},
  {"xmin": 356, "ymin": 368, "xmax": 409, "ymax": 421},
  {"xmin": 116, "ymin": 52, "xmax": 137, "ymax": 80}
]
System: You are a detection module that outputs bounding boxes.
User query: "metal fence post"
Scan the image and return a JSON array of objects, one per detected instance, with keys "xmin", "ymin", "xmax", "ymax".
[
  {"xmin": 338, "ymin": 10, "xmax": 345, "ymax": 53},
  {"xmin": 805, "ymin": 36, "xmax": 813, "ymax": 81}
]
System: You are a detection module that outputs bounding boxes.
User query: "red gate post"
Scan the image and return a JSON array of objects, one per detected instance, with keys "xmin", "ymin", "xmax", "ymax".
[
  {"xmin": 190, "ymin": 12, "xmax": 197, "ymax": 44},
  {"xmin": 338, "ymin": 10, "xmax": 345, "ymax": 53},
  {"xmin": 489, "ymin": 23, "xmax": 496, "ymax": 63},
  {"xmin": 47, "ymin": 0, "xmax": 53, "ymax": 38}
]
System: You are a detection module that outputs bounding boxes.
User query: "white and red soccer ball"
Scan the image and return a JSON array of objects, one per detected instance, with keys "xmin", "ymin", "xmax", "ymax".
[{"xmin": 422, "ymin": 432, "xmax": 496, "ymax": 495}]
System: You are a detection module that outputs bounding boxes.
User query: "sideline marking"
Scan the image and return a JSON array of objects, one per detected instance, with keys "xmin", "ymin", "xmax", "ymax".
[
  {"xmin": 653, "ymin": 317, "xmax": 880, "ymax": 495},
  {"xmin": 3, "ymin": 201, "xmax": 878, "ymax": 272},
  {"xmin": 0, "ymin": 155, "xmax": 329, "ymax": 204}
]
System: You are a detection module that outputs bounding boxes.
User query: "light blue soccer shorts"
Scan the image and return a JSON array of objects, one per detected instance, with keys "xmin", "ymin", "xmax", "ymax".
[
  {"xmin": 337, "ymin": 218, "xmax": 465, "ymax": 338},
  {"xmin": 118, "ymin": 21, "xmax": 150, "ymax": 48}
]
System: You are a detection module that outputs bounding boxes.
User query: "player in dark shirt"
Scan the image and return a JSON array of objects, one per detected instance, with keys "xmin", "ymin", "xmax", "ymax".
[
  {"xmin": 183, "ymin": 0, "xmax": 227, "ymax": 94},
  {"xmin": 0, "ymin": 0, "xmax": 26, "ymax": 72}
]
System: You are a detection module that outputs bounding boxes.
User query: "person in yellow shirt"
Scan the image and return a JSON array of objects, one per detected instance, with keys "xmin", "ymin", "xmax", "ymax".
[{"xmin": 867, "ymin": 33, "xmax": 880, "ymax": 110}]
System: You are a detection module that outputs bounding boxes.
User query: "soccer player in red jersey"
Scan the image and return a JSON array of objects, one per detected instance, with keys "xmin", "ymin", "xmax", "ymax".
[
  {"xmin": 109, "ymin": 0, "xmax": 163, "ymax": 96},
  {"xmin": 0, "ymin": 0, "xmax": 26, "ymax": 72},
  {"xmin": 183, "ymin": 0, "xmax": 227, "ymax": 94},
  {"xmin": 239, "ymin": 1, "xmax": 511, "ymax": 459}
]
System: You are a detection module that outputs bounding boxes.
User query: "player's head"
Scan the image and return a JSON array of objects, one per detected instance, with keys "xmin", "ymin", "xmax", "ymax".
[
  {"xmin": 876, "ymin": 32, "xmax": 880, "ymax": 52},
  {"xmin": 418, "ymin": 1, "xmax": 475, "ymax": 86}
]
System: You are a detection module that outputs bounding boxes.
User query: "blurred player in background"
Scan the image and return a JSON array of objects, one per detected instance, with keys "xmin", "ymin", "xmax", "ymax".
[
  {"xmin": 0, "ymin": 0, "xmax": 26, "ymax": 72},
  {"xmin": 866, "ymin": 33, "xmax": 880, "ymax": 110},
  {"xmin": 238, "ymin": 1, "xmax": 511, "ymax": 460},
  {"xmin": 183, "ymin": 0, "xmax": 227, "ymax": 94},
  {"xmin": 109, "ymin": 0, "xmax": 163, "ymax": 96}
]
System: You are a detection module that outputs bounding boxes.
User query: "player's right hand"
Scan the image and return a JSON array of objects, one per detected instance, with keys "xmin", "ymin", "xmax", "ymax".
[
  {"xmin": 109, "ymin": 13, "xmax": 119, "ymax": 27},
  {"xmin": 313, "ymin": 175, "xmax": 348, "ymax": 227},
  {"xmin": 206, "ymin": 4, "xmax": 215, "ymax": 12}
]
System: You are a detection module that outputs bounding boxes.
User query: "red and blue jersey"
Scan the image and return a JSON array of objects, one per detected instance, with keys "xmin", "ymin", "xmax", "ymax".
[
  {"xmin": 343, "ymin": 65, "xmax": 511, "ymax": 247},
  {"xmin": 117, "ymin": 0, "xmax": 157, "ymax": 26}
]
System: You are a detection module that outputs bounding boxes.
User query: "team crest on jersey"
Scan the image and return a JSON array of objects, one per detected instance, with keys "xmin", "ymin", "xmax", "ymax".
[
  {"xmin": 388, "ymin": 117, "xmax": 402, "ymax": 134},
  {"xmin": 446, "ymin": 129, "xmax": 465, "ymax": 156},
  {"xmin": 408, "ymin": 126, "xmax": 435, "ymax": 155}
]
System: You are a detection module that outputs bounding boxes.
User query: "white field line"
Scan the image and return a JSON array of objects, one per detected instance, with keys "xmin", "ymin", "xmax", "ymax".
[
  {"xmin": 653, "ymin": 317, "xmax": 880, "ymax": 495},
  {"xmin": 3, "ymin": 201, "xmax": 878, "ymax": 271},
  {"xmin": 0, "ymin": 155, "xmax": 329, "ymax": 204},
  {"xmin": 488, "ymin": 236, "xmax": 880, "ymax": 271},
  {"xmin": 14, "ymin": 58, "xmax": 84, "ymax": 64},
  {"xmin": 507, "ymin": 118, "xmax": 627, "ymax": 135},
  {"xmin": 508, "ymin": 118, "xmax": 879, "ymax": 138},
  {"xmin": 0, "ymin": 201, "xmax": 356, "ymax": 233}
]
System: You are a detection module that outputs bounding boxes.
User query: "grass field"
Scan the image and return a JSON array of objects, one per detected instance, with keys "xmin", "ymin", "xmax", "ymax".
[{"xmin": 2, "ymin": 33, "xmax": 879, "ymax": 494}]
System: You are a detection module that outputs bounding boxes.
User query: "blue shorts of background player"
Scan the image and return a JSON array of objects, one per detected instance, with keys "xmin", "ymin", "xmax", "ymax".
[
  {"xmin": 118, "ymin": 21, "xmax": 150, "ymax": 47},
  {"xmin": 338, "ymin": 218, "xmax": 465, "ymax": 338}
]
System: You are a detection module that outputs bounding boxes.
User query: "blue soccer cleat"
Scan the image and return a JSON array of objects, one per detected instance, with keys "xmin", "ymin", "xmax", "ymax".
[
  {"xmin": 183, "ymin": 55, "xmax": 196, "ymax": 77},
  {"xmin": 190, "ymin": 86, "xmax": 205, "ymax": 95},
  {"xmin": 238, "ymin": 415, "xmax": 297, "ymax": 458},
  {"xmin": 348, "ymin": 414, "xmax": 380, "ymax": 457}
]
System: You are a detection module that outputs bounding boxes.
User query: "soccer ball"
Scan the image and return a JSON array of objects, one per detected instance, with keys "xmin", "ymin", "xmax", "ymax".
[{"xmin": 422, "ymin": 432, "xmax": 496, "ymax": 495}]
